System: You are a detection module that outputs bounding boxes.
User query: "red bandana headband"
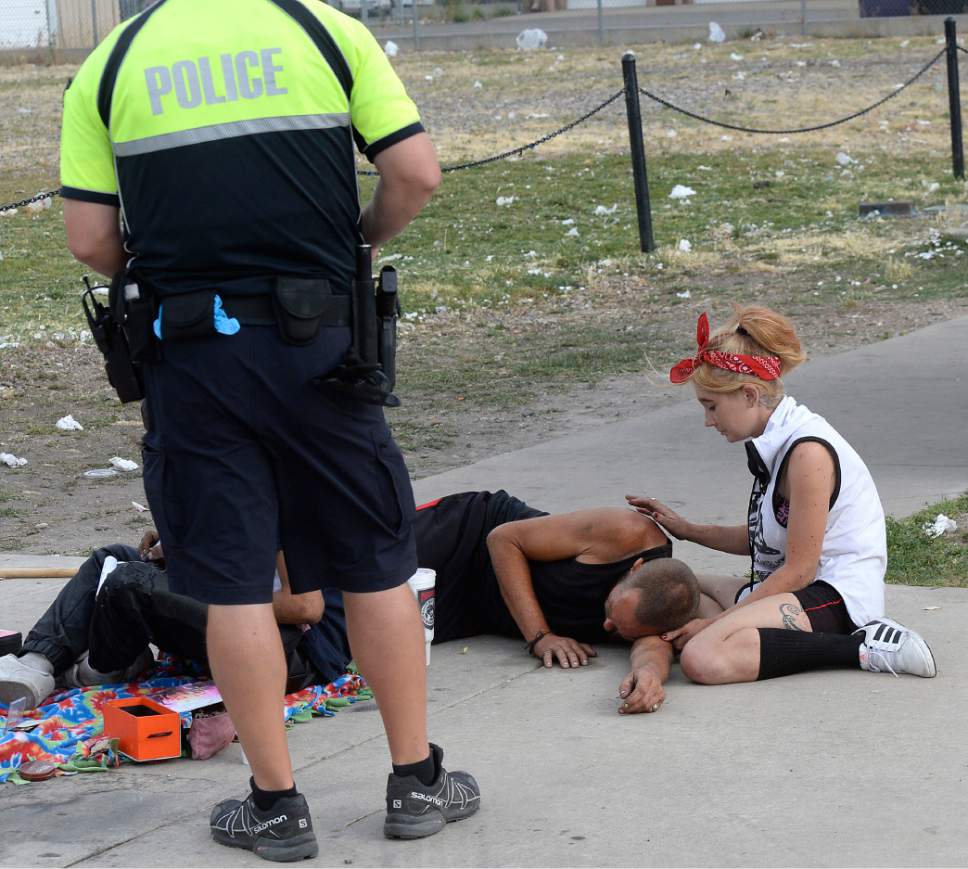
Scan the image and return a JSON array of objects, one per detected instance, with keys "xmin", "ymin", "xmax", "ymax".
[{"xmin": 669, "ymin": 312, "xmax": 782, "ymax": 384}]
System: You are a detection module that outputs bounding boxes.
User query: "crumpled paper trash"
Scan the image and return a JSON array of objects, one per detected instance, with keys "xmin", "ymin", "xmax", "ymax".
[
  {"xmin": 922, "ymin": 514, "xmax": 957, "ymax": 538},
  {"xmin": 384, "ymin": 40, "xmax": 398, "ymax": 57},
  {"xmin": 109, "ymin": 457, "xmax": 139, "ymax": 472},
  {"xmin": 708, "ymin": 22, "xmax": 726, "ymax": 43},
  {"xmin": 669, "ymin": 185, "xmax": 696, "ymax": 200},
  {"xmin": 516, "ymin": 28, "xmax": 547, "ymax": 51},
  {"xmin": 0, "ymin": 452, "xmax": 27, "ymax": 468},
  {"xmin": 56, "ymin": 414, "xmax": 84, "ymax": 431}
]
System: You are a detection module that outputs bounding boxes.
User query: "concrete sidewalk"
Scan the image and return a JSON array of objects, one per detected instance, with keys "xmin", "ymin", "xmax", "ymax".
[{"xmin": 1, "ymin": 317, "xmax": 966, "ymax": 867}]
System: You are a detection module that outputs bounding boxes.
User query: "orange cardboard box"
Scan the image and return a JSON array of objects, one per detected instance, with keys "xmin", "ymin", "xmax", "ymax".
[{"xmin": 103, "ymin": 697, "xmax": 182, "ymax": 762}]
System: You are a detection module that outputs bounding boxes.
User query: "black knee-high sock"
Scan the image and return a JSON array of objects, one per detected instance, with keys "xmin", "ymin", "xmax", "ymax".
[{"xmin": 757, "ymin": 629, "xmax": 863, "ymax": 681}]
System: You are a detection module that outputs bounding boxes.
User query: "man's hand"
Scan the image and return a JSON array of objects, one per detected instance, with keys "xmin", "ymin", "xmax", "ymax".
[
  {"xmin": 532, "ymin": 633, "xmax": 597, "ymax": 669},
  {"xmin": 138, "ymin": 529, "xmax": 163, "ymax": 562},
  {"xmin": 661, "ymin": 617, "xmax": 715, "ymax": 651},
  {"xmin": 618, "ymin": 667, "xmax": 665, "ymax": 714},
  {"xmin": 624, "ymin": 495, "xmax": 691, "ymax": 540}
]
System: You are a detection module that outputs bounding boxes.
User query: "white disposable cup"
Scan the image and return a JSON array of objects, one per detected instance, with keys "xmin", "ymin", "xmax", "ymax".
[{"xmin": 406, "ymin": 568, "xmax": 436, "ymax": 666}]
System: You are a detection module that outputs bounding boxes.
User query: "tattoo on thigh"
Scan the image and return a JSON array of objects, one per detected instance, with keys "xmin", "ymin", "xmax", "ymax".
[{"xmin": 780, "ymin": 603, "xmax": 804, "ymax": 631}]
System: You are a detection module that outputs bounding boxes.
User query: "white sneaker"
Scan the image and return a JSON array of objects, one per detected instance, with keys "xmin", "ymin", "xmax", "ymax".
[
  {"xmin": 0, "ymin": 654, "xmax": 56, "ymax": 710},
  {"xmin": 854, "ymin": 617, "xmax": 937, "ymax": 678}
]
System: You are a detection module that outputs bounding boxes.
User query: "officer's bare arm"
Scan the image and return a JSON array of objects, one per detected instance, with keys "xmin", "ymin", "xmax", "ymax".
[
  {"xmin": 360, "ymin": 132, "xmax": 440, "ymax": 248},
  {"xmin": 63, "ymin": 200, "xmax": 126, "ymax": 277}
]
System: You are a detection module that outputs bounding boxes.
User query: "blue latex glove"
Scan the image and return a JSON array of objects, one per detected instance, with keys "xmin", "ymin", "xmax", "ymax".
[{"xmin": 152, "ymin": 295, "xmax": 240, "ymax": 340}]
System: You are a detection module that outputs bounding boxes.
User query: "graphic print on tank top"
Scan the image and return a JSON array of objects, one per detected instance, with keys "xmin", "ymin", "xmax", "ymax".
[{"xmin": 746, "ymin": 442, "xmax": 783, "ymax": 582}]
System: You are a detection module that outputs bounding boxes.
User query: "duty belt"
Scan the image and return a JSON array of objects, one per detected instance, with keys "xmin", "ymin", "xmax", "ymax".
[{"xmin": 221, "ymin": 292, "xmax": 351, "ymax": 328}]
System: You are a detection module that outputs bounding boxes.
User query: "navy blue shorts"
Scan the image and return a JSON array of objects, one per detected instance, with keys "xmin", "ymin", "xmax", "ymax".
[{"xmin": 141, "ymin": 324, "xmax": 417, "ymax": 605}]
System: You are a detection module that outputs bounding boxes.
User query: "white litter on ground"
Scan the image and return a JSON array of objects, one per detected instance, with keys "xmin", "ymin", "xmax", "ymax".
[
  {"xmin": 473, "ymin": 80, "xmax": 482, "ymax": 89},
  {"xmin": 923, "ymin": 514, "xmax": 957, "ymax": 538},
  {"xmin": 594, "ymin": 204, "xmax": 618, "ymax": 215},
  {"xmin": 384, "ymin": 40, "xmax": 398, "ymax": 57},
  {"xmin": 109, "ymin": 457, "xmax": 139, "ymax": 472},
  {"xmin": 25, "ymin": 197, "xmax": 52, "ymax": 213},
  {"xmin": 708, "ymin": 22, "xmax": 726, "ymax": 43},
  {"xmin": 835, "ymin": 152, "xmax": 854, "ymax": 167},
  {"xmin": 0, "ymin": 452, "xmax": 27, "ymax": 468},
  {"xmin": 566, "ymin": 227, "xmax": 580, "ymax": 237},
  {"xmin": 730, "ymin": 52, "xmax": 744, "ymax": 61},
  {"xmin": 496, "ymin": 196, "xmax": 516, "ymax": 206},
  {"xmin": 56, "ymin": 414, "xmax": 84, "ymax": 431},
  {"xmin": 676, "ymin": 290, "xmax": 692, "ymax": 299},
  {"xmin": 669, "ymin": 185, "xmax": 696, "ymax": 200},
  {"xmin": 132, "ymin": 501, "xmax": 149, "ymax": 512},
  {"xmin": 516, "ymin": 28, "xmax": 547, "ymax": 51},
  {"xmin": 677, "ymin": 239, "xmax": 692, "ymax": 252}
]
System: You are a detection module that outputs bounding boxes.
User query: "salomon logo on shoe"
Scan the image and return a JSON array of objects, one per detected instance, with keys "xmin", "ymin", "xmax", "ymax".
[
  {"xmin": 252, "ymin": 814, "xmax": 288, "ymax": 835},
  {"xmin": 410, "ymin": 791, "xmax": 446, "ymax": 807}
]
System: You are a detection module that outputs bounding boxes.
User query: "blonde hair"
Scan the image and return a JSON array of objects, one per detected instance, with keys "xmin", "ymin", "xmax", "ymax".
[{"xmin": 689, "ymin": 305, "xmax": 807, "ymax": 403}]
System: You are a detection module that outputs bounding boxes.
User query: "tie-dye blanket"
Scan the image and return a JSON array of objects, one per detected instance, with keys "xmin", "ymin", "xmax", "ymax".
[{"xmin": 0, "ymin": 658, "xmax": 371, "ymax": 785}]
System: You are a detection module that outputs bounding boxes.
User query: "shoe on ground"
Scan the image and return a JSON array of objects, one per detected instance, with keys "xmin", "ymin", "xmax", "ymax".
[
  {"xmin": 60, "ymin": 647, "xmax": 156, "ymax": 690},
  {"xmin": 0, "ymin": 654, "xmax": 55, "ymax": 710},
  {"xmin": 384, "ymin": 742, "xmax": 480, "ymax": 839},
  {"xmin": 855, "ymin": 617, "xmax": 937, "ymax": 678},
  {"xmin": 210, "ymin": 791, "xmax": 318, "ymax": 862}
]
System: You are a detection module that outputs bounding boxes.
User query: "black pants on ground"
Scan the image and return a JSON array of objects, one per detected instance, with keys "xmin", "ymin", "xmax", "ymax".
[{"xmin": 21, "ymin": 545, "xmax": 315, "ymax": 692}]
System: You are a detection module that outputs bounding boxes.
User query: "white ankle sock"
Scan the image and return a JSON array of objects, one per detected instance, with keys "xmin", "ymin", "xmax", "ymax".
[{"xmin": 19, "ymin": 652, "xmax": 54, "ymax": 675}]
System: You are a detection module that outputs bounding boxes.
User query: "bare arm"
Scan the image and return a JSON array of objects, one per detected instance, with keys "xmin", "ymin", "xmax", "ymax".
[
  {"xmin": 618, "ymin": 635, "xmax": 673, "ymax": 714},
  {"xmin": 626, "ymin": 495, "xmax": 749, "ymax": 555},
  {"xmin": 272, "ymin": 553, "xmax": 324, "ymax": 625},
  {"xmin": 486, "ymin": 508, "xmax": 663, "ymax": 668},
  {"xmin": 359, "ymin": 133, "xmax": 440, "ymax": 249},
  {"xmin": 63, "ymin": 199, "xmax": 126, "ymax": 277}
]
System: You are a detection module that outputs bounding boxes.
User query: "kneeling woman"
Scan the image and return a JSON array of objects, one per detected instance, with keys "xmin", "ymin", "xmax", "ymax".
[{"xmin": 628, "ymin": 306, "xmax": 936, "ymax": 683}]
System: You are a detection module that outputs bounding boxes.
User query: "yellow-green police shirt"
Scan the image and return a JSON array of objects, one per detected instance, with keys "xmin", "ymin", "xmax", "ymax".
[{"xmin": 60, "ymin": 0, "xmax": 423, "ymax": 296}]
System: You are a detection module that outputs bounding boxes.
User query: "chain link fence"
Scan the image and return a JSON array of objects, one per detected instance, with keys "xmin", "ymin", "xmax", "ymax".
[{"xmin": 2, "ymin": 0, "xmax": 968, "ymax": 55}]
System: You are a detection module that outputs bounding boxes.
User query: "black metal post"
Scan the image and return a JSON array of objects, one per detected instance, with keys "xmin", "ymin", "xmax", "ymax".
[
  {"xmin": 622, "ymin": 52, "xmax": 655, "ymax": 253},
  {"xmin": 945, "ymin": 17, "xmax": 964, "ymax": 180}
]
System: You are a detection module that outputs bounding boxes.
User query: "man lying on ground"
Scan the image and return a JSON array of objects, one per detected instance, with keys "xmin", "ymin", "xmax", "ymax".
[
  {"xmin": 0, "ymin": 489, "xmax": 709, "ymax": 717},
  {"xmin": 415, "ymin": 490, "xmax": 720, "ymax": 714},
  {"xmin": 0, "ymin": 534, "xmax": 349, "ymax": 710}
]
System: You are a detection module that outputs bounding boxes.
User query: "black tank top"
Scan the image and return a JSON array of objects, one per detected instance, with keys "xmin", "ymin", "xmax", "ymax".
[{"xmin": 415, "ymin": 490, "xmax": 672, "ymax": 644}]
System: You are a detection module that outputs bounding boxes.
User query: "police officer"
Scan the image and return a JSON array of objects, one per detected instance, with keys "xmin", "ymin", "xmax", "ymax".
[{"xmin": 60, "ymin": 0, "xmax": 479, "ymax": 860}]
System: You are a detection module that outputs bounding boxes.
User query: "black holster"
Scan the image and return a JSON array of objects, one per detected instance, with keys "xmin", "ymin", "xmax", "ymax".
[
  {"xmin": 81, "ymin": 275, "xmax": 144, "ymax": 404},
  {"xmin": 314, "ymin": 245, "xmax": 401, "ymax": 408}
]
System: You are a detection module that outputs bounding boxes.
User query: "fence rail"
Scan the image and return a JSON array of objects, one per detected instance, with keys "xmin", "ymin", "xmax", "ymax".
[{"xmin": 3, "ymin": 0, "xmax": 968, "ymax": 54}]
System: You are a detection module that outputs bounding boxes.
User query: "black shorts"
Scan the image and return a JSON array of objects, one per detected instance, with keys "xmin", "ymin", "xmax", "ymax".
[
  {"xmin": 792, "ymin": 581, "xmax": 856, "ymax": 634},
  {"xmin": 142, "ymin": 324, "xmax": 417, "ymax": 605}
]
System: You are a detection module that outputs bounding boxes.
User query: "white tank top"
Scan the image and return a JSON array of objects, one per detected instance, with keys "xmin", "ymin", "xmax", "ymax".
[{"xmin": 742, "ymin": 396, "xmax": 885, "ymax": 628}]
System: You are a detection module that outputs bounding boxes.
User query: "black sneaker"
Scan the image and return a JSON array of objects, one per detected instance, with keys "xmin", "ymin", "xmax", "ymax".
[
  {"xmin": 384, "ymin": 743, "xmax": 481, "ymax": 839},
  {"xmin": 210, "ymin": 791, "xmax": 318, "ymax": 862}
]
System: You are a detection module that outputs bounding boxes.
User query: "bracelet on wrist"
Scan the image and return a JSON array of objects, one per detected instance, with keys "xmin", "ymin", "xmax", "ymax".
[{"xmin": 525, "ymin": 629, "xmax": 549, "ymax": 655}]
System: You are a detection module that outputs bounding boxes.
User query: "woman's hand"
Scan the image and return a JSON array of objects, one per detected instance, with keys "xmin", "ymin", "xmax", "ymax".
[
  {"xmin": 661, "ymin": 617, "xmax": 715, "ymax": 651},
  {"xmin": 532, "ymin": 633, "xmax": 597, "ymax": 669},
  {"xmin": 625, "ymin": 495, "xmax": 691, "ymax": 540}
]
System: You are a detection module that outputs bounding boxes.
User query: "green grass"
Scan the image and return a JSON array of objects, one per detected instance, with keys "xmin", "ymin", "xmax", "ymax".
[{"xmin": 886, "ymin": 493, "xmax": 968, "ymax": 587}]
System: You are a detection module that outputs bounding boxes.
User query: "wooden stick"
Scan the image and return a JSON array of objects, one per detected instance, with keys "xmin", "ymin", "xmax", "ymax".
[{"xmin": 0, "ymin": 567, "xmax": 78, "ymax": 579}]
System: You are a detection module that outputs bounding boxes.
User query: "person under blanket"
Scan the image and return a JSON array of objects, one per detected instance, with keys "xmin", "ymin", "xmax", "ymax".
[{"xmin": 0, "ymin": 535, "xmax": 349, "ymax": 711}]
